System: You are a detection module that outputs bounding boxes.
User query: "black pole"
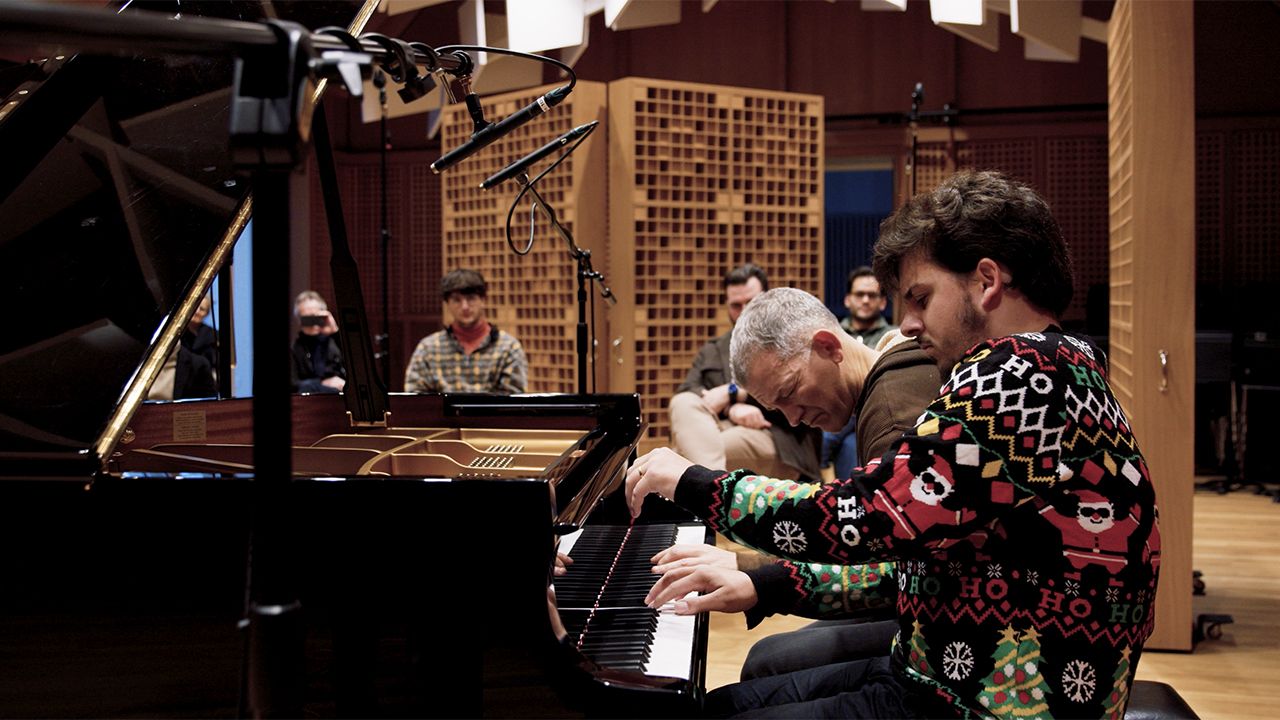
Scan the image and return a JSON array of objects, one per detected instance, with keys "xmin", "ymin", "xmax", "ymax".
[
  {"xmin": 908, "ymin": 82, "xmax": 923, "ymax": 198},
  {"xmin": 230, "ymin": 20, "xmax": 311, "ymax": 718},
  {"xmin": 246, "ymin": 167, "xmax": 304, "ymax": 719},
  {"xmin": 376, "ymin": 70, "xmax": 393, "ymax": 386},
  {"xmin": 513, "ymin": 176, "xmax": 614, "ymax": 395},
  {"xmin": 217, "ymin": 265, "xmax": 235, "ymax": 399},
  {"xmin": 576, "ymin": 260, "xmax": 589, "ymax": 395}
]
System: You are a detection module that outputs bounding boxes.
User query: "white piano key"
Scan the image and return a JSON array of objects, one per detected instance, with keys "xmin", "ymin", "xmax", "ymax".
[
  {"xmin": 641, "ymin": 524, "xmax": 706, "ymax": 680},
  {"xmin": 557, "ymin": 527, "xmax": 584, "ymax": 556},
  {"xmin": 643, "ymin": 600, "xmax": 697, "ymax": 680}
]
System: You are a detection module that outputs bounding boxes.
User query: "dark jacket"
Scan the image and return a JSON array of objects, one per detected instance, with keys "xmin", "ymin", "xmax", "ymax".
[
  {"xmin": 181, "ymin": 323, "xmax": 218, "ymax": 371},
  {"xmin": 291, "ymin": 332, "xmax": 345, "ymax": 394},
  {"xmin": 174, "ymin": 346, "xmax": 217, "ymax": 400},
  {"xmin": 677, "ymin": 331, "xmax": 822, "ymax": 483}
]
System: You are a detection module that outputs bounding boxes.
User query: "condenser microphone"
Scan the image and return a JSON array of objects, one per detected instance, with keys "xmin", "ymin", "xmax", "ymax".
[
  {"xmin": 430, "ymin": 85, "xmax": 572, "ymax": 174},
  {"xmin": 479, "ymin": 121, "xmax": 597, "ymax": 190}
]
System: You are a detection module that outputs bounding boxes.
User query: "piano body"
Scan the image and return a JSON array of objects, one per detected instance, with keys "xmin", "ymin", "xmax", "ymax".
[{"xmin": 0, "ymin": 3, "xmax": 709, "ymax": 717}]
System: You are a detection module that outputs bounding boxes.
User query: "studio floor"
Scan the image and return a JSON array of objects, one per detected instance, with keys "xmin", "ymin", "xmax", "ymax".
[{"xmin": 702, "ymin": 487, "xmax": 1280, "ymax": 719}]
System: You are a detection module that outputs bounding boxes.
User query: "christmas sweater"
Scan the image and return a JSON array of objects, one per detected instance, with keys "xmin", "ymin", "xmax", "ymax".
[{"xmin": 676, "ymin": 330, "xmax": 1161, "ymax": 719}]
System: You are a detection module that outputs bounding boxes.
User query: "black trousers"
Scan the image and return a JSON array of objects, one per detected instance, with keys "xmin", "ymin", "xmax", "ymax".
[
  {"xmin": 740, "ymin": 618, "xmax": 899, "ymax": 681},
  {"xmin": 705, "ymin": 656, "xmax": 913, "ymax": 719}
]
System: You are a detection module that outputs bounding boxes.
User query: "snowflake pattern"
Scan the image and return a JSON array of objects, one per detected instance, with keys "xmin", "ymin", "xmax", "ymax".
[
  {"xmin": 942, "ymin": 641, "xmax": 975, "ymax": 680},
  {"xmin": 987, "ymin": 563, "xmax": 1003, "ymax": 579},
  {"xmin": 866, "ymin": 538, "xmax": 884, "ymax": 553},
  {"xmin": 949, "ymin": 561, "xmax": 964, "ymax": 576},
  {"xmin": 772, "ymin": 520, "xmax": 807, "ymax": 554},
  {"xmin": 1025, "ymin": 570, "xmax": 1040, "ymax": 586},
  {"xmin": 1064, "ymin": 579, "xmax": 1081, "ymax": 597},
  {"xmin": 1106, "ymin": 587, "xmax": 1119, "ymax": 603},
  {"xmin": 1062, "ymin": 659, "xmax": 1097, "ymax": 703}
]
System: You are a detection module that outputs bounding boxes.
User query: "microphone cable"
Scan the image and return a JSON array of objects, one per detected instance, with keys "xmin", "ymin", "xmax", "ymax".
[{"xmin": 502, "ymin": 121, "xmax": 598, "ymax": 256}]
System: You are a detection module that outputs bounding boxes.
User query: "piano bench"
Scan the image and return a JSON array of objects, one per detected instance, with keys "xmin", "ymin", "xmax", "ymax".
[{"xmin": 1125, "ymin": 680, "xmax": 1199, "ymax": 720}]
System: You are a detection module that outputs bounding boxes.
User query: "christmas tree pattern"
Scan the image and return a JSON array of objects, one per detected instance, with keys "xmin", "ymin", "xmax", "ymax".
[
  {"xmin": 977, "ymin": 625, "xmax": 1053, "ymax": 718},
  {"xmin": 906, "ymin": 620, "xmax": 932, "ymax": 675},
  {"xmin": 1100, "ymin": 645, "xmax": 1133, "ymax": 719}
]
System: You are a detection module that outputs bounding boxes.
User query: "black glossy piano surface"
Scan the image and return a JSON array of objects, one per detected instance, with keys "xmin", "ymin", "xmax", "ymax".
[{"xmin": 0, "ymin": 3, "xmax": 710, "ymax": 716}]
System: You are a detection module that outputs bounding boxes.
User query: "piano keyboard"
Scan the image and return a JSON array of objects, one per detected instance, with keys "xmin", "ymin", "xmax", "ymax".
[{"xmin": 556, "ymin": 524, "xmax": 706, "ymax": 681}]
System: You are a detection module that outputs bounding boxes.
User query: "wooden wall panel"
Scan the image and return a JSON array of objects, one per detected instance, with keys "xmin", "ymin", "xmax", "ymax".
[
  {"xmin": 1194, "ymin": 131, "xmax": 1227, "ymax": 290},
  {"xmin": 1230, "ymin": 128, "xmax": 1280, "ymax": 285},
  {"xmin": 1108, "ymin": 0, "xmax": 1195, "ymax": 652},
  {"xmin": 608, "ymin": 78, "xmax": 824, "ymax": 450}
]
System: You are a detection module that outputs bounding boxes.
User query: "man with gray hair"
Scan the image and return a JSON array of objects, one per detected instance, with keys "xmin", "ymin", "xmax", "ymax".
[
  {"xmin": 626, "ymin": 170, "xmax": 1159, "ymax": 719},
  {"xmin": 649, "ymin": 286, "xmax": 938, "ymax": 682},
  {"xmin": 668, "ymin": 264, "xmax": 821, "ymax": 483}
]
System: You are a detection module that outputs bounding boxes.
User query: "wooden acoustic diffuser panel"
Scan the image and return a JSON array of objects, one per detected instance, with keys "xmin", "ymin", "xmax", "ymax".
[
  {"xmin": 607, "ymin": 78, "xmax": 824, "ymax": 450},
  {"xmin": 1107, "ymin": 0, "xmax": 1195, "ymax": 651},
  {"xmin": 439, "ymin": 81, "xmax": 609, "ymax": 394}
]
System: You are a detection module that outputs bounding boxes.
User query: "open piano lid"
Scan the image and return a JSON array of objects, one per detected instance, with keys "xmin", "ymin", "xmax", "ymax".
[{"xmin": 0, "ymin": 1, "xmax": 371, "ymax": 478}]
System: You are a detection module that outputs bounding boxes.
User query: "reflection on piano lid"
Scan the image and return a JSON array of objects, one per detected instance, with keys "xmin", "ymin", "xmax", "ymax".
[{"xmin": 0, "ymin": 0, "xmax": 369, "ymax": 476}]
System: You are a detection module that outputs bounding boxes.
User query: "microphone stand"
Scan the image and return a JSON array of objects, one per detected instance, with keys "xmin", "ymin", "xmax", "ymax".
[
  {"xmin": 374, "ymin": 69, "xmax": 392, "ymax": 386},
  {"xmin": 908, "ymin": 82, "xmax": 923, "ymax": 197},
  {"xmin": 515, "ymin": 174, "xmax": 615, "ymax": 395}
]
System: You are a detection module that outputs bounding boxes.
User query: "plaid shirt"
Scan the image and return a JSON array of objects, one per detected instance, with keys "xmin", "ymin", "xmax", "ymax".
[{"xmin": 403, "ymin": 326, "xmax": 527, "ymax": 394}]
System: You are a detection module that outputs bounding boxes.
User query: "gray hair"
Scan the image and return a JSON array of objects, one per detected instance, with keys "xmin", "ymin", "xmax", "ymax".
[
  {"xmin": 730, "ymin": 287, "xmax": 841, "ymax": 388},
  {"xmin": 293, "ymin": 289, "xmax": 328, "ymax": 315}
]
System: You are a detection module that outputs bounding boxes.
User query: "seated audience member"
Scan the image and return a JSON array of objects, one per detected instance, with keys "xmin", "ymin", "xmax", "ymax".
[
  {"xmin": 668, "ymin": 263, "xmax": 821, "ymax": 483},
  {"xmin": 291, "ymin": 290, "xmax": 346, "ymax": 394},
  {"xmin": 181, "ymin": 293, "xmax": 218, "ymax": 372},
  {"xmin": 627, "ymin": 170, "xmax": 1160, "ymax": 719},
  {"xmin": 841, "ymin": 265, "xmax": 896, "ymax": 348},
  {"xmin": 404, "ymin": 269, "xmax": 527, "ymax": 394},
  {"xmin": 823, "ymin": 267, "xmax": 899, "ymax": 478},
  {"xmin": 148, "ymin": 296, "xmax": 218, "ymax": 401},
  {"xmin": 655, "ymin": 323, "xmax": 939, "ymax": 681}
]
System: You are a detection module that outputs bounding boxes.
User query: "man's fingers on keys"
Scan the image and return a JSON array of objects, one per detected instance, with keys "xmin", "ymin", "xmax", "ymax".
[{"xmin": 644, "ymin": 565, "xmax": 696, "ymax": 607}]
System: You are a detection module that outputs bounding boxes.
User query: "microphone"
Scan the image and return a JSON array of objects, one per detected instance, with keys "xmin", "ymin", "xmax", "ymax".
[
  {"xmin": 431, "ymin": 85, "xmax": 572, "ymax": 174},
  {"xmin": 480, "ymin": 121, "xmax": 597, "ymax": 190}
]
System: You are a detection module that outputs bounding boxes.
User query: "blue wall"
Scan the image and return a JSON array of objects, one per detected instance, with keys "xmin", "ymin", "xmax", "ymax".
[
  {"xmin": 210, "ymin": 220, "xmax": 255, "ymax": 397},
  {"xmin": 824, "ymin": 169, "xmax": 894, "ymax": 315}
]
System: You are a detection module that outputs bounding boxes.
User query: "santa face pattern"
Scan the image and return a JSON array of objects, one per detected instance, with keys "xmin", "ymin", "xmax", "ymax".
[{"xmin": 677, "ymin": 330, "xmax": 1160, "ymax": 718}]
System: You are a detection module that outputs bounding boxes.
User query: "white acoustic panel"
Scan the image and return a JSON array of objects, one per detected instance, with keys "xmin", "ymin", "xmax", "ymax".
[
  {"xmin": 930, "ymin": 0, "xmax": 984, "ymax": 25},
  {"xmin": 379, "ymin": 0, "xmax": 450, "ymax": 14},
  {"xmin": 559, "ymin": 16, "xmax": 592, "ymax": 68},
  {"xmin": 861, "ymin": 0, "xmax": 907, "ymax": 10},
  {"xmin": 939, "ymin": 9, "xmax": 1000, "ymax": 52},
  {"xmin": 1011, "ymin": 0, "xmax": 1081, "ymax": 61},
  {"xmin": 507, "ymin": 0, "xmax": 586, "ymax": 53},
  {"xmin": 605, "ymin": 0, "xmax": 681, "ymax": 30},
  {"xmin": 462, "ymin": 5, "xmax": 544, "ymax": 95}
]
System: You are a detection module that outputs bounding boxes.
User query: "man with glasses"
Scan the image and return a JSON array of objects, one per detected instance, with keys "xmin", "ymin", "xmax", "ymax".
[
  {"xmin": 841, "ymin": 266, "xmax": 895, "ymax": 349},
  {"xmin": 403, "ymin": 269, "xmax": 527, "ymax": 394},
  {"xmin": 826, "ymin": 267, "xmax": 899, "ymax": 478}
]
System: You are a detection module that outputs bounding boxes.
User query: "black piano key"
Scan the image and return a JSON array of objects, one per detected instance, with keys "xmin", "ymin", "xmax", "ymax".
[{"xmin": 555, "ymin": 524, "xmax": 697, "ymax": 674}]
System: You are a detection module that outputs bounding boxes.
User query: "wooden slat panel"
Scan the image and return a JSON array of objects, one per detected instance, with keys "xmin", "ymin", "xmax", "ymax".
[
  {"xmin": 608, "ymin": 78, "xmax": 824, "ymax": 451},
  {"xmin": 1108, "ymin": 0, "xmax": 1195, "ymax": 651}
]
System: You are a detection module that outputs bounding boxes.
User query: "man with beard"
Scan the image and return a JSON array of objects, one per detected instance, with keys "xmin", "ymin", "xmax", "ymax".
[{"xmin": 626, "ymin": 170, "xmax": 1160, "ymax": 719}]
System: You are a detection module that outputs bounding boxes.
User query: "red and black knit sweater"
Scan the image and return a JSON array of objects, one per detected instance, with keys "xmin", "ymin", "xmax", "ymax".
[{"xmin": 676, "ymin": 330, "xmax": 1161, "ymax": 719}]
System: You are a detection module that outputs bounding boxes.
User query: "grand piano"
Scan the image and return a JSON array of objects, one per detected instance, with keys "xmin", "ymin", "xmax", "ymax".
[{"xmin": 0, "ymin": 3, "xmax": 709, "ymax": 717}]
